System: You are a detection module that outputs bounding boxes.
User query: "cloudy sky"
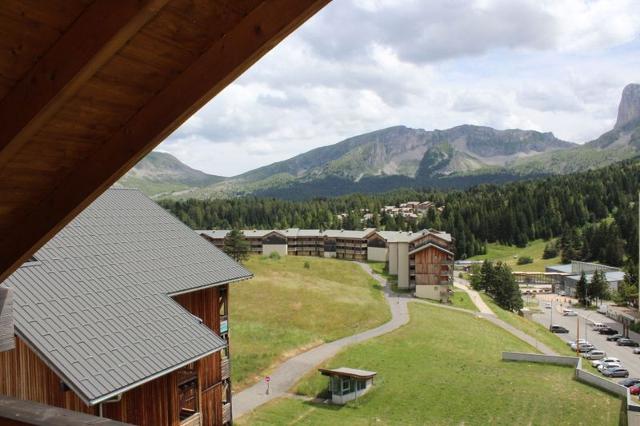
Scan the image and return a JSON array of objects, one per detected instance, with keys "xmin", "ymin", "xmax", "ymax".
[{"xmin": 159, "ymin": 0, "xmax": 640, "ymax": 176}]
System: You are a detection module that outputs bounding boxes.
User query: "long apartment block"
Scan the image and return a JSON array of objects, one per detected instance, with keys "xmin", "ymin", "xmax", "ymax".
[{"xmin": 197, "ymin": 228, "xmax": 455, "ymax": 302}]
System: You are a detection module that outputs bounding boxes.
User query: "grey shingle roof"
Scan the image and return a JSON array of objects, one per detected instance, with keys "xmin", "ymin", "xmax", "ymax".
[{"xmin": 1, "ymin": 189, "xmax": 252, "ymax": 405}]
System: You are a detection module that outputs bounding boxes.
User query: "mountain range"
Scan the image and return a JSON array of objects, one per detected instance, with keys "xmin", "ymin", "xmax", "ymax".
[{"xmin": 119, "ymin": 83, "xmax": 640, "ymax": 199}]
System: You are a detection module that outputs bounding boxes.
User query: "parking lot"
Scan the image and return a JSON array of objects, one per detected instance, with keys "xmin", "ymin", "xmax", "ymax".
[{"xmin": 531, "ymin": 297, "xmax": 640, "ymax": 379}]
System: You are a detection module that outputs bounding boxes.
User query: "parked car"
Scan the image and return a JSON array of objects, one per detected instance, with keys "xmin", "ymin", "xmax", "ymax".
[
  {"xmin": 568, "ymin": 339, "xmax": 588, "ymax": 347},
  {"xmin": 633, "ymin": 348, "xmax": 640, "ymax": 354},
  {"xmin": 598, "ymin": 327, "xmax": 619, "ymax": 335},
  {"xmin": 577, "ymin": 344, "xmax": 596, "ymax": 353},
  {"xmin": 598, "ymin": 361, "xmax": 622, "ymax": 372},
  {"xmin": 592, "ymin": 357, "xmax": 621, "ymax": 368},
  {"xmin": 550, "ymin": 325, "xmax": 569, "ymax": 333},
  {"xmin": 571, "ymin": 341, "xmax": 592, "ymax": 351},
  {"xmin": 630, "ymin": 385, "xmax": 640, "ymax": 395},
  {"xmin": 544, "ymin": 303, "xmax": 551, "ymax": 309},
  {"xmin": 607, "ymin": 334, "xmax": 624, "ymax": 342},
  {"xmin": 598, "ymin": 304, "xmax": 609, "ymax": 315},
  {"xmin": 603, "ymin": 367, "xmax": 629, "ymax": 378},
  {"xmin": 619, "ymin": 378, "xmax": 640, "ymax": 387},
  {"xmin": 617, "ymin": 338, "xmax": 640, "ymax": 347},
  {"xmin": 583, "ymin": 350, "xmax": 606, "ymax": 360},
  {"xmin": 562, "ymin": 309, "xmax": 577, "ymax": 316}
]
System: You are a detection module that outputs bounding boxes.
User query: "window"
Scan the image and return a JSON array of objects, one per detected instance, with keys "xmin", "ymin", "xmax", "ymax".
[{"xmin": 356, "ymin": 380, "xmax": 366, "ymax": 391}]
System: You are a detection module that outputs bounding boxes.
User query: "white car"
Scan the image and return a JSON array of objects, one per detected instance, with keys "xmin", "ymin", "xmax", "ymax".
[
  {"xmin": 568, "ymin": 339, "xmax": 588, "ymax": 347},
  {"xmin": 571, "ymin": 341, "xmax": 592, "ymax": 351},
  {"xmin": 583, "ymin": 350, "xmax": 606, "ymax": 360},
  {"xmin": 598, "ymin": 361, "xmax": 622, "ymax": 372},
  {"xmin": 592, "ymin": 357, "xmax": 621, "ymax": 368},
  {"xmin": 563, "ymin": 309, "xmax": 577, "ymax": 316}
]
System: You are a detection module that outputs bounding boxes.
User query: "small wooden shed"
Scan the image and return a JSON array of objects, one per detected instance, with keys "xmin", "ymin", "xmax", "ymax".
[{"xmin": 319, "ymin": 367, "xmax": 377, "ymax": 404}]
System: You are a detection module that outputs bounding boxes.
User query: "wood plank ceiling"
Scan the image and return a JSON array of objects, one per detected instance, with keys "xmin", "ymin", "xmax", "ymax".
[{"xmin": 0, "ymin": 0, "xmax": 330, "ymax": 282}]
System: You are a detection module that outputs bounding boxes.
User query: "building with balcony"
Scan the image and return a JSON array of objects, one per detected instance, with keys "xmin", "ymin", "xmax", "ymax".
[
  {"xmin": 374, "ymin": 229, "xmax": 455, "ymax": 302},
  {"xmin": 0, "ymin": 189, "xmax": 252, "ymax": 425}
]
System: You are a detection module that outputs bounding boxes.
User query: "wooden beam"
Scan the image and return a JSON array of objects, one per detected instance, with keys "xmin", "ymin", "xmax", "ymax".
[
  {"xmin": 0, "ymin": 0, "xmax": 330, "ymax": 282},
  {"xmin": 0, "ymin": 0, "xmax": 169, "ymax": 173}
]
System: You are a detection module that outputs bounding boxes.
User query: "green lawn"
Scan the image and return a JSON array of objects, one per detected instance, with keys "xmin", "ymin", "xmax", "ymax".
[
  {"xmin": 368, "ymin": 261, "xmax": 409, "ymax": 293},
  {"xmin": 238, "ymin": 303, "xmax": 620, "ymax": 425},
  {"xmin": 479, "ymin": 293, "xmax": 575, "ymax": 356},
  {"xmin": 469, "ymin": 239, "xmax": 561, "ymax": 272},
  {"xmin": 231, "ymin": 256, "xmax": 391, "ymax": 389},
  {"xmin": 450, "ymin": 290, "xmax": 478, "ymax": 311}
]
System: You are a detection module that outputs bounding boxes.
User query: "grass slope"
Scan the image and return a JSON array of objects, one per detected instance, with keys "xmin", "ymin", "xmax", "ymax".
[
  {"xmin": 450, "ymin": 290, "xmax": 478, "ymax": 311},
  {"xmin": 238, "ymin": 303, "xmax": 619, "ymax": 425},
  {"xmin": 479, "ymin": 293, "xmax": 575, "ymax": 356},
  {"xmin": 469, "ymin": 238, "xmax": 561, "ymax": 272},
  {"xmin": 231, "ymin": 256, "xmax": 390, "ymax": 389}
]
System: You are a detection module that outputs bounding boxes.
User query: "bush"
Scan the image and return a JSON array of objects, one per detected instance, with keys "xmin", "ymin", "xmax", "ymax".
[
  {"xmin": 517, "ymin": 256, "xmax": 533, "ymax": 265},
  {"xmin": 304, "ymin": 261, "xmax": 311, "ymax": 269},
  {"xmin": 268, "ymin": 251, "xmax": 281, "ymax": 260},
  {"xmin": 542, "ymin": 241, "xmax": 559, "ymax": 259}
]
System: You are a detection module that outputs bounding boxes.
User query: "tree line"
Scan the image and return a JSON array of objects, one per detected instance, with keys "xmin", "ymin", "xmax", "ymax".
[{"xmin": 161, "ymin": 158, "xmax": 640, "ymax": 284}]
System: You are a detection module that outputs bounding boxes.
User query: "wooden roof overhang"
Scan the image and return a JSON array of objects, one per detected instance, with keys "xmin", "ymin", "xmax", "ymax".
[{"xmin": 0, "ymin": 0, "xmax": 330, "ymax": 282}]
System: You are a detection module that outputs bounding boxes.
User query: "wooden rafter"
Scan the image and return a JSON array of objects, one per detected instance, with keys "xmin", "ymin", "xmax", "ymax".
[
  {"xmin": 0, "ymin": 0, "xmax": 330, "ymax": 282},
  {"xmin": 0, "ymin": 0, "xmax": 169, "ymax": 172}
]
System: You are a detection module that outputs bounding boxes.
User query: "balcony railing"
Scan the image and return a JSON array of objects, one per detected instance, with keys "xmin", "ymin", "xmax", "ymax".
[
  {"xmin": 222, "ymin": 403, "xmax": 232, "ymax": 424},
  {"xmin": 221, "ymin": 358, "xmax": 230, "ymax": 380},
  {"xmin": 180, "ymin": 412, "xmax": 201, "ymax": 426}
]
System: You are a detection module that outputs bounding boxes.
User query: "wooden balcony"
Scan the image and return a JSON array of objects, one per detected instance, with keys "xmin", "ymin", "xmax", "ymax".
[
  {"xmin": 180, "ymin": 411, "xmax": 201, "ymax": 426},
  {"xmin": 221, "ymin": 358, "xmax": 230, "ymax": 380},
  {"xmin": 222, "ymin": 402, "xmax": 232, "ymax": 424}
]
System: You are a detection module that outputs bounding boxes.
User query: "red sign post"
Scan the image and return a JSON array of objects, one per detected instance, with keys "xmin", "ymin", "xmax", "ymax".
[{"xmin": 265, "ymin": 376, "xmax": 271, "ymax": 395}]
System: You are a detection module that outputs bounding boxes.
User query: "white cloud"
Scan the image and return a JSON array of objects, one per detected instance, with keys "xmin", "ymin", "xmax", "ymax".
[{"xmin": 160, "ymin": 0, "xmax": 640, "ymax": 176}]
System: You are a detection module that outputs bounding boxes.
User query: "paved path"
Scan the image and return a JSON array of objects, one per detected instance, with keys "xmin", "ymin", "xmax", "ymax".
[
  {"xmin": 454, "ymin": 277, "xmax": 558, "ymax": 355},
  {"xmin": 453, "ymin": 278, "xmax": 494, "ymax": 315},
  {"xmin": 232, "ymin": 263, "xmax": 410, "ymax": 419}
]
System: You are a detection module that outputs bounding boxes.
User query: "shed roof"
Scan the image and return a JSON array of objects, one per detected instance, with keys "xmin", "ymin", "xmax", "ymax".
[
  {"xmin": 1, "ymin": 189, "xmax": 252, "ymax": 405},
  {"xmin": 319, "ymin": 367, "xmax": 377, "ymax": 380}
]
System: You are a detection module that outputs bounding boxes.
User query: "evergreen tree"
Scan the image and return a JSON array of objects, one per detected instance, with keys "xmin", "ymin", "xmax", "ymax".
[
  {"xmin": 493, "ymin": 263, "xmax": 523, "ymax": 312},
  {"xmin": 590, "ymin": 270, "xmax": 608, "ymax": 305},
  {"xmin": 223, "ymin": 229, "xmax": 250, "ymax": 263},
  {"xmin": 576, "ymin": 272, "xmax": 588, "ymax": 306}
]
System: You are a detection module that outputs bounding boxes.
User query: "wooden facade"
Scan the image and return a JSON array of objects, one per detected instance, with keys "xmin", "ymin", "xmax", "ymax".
[
  {"xmin": 0, "ymin": 285, "xmax": 232, "ymax": 426},
  {"xmin": 0, "ymin": 0, "xmax": 331, "ymax": 284}
]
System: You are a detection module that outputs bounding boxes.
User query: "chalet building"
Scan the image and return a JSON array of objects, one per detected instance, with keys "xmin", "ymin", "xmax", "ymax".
[
  {"xmin": 285, "ymin": 229, "xmax": 325, "ymax": 257},
  {"xmin": 373, "ymin": 230, "xmax": 454, "ymax": 302},
  {"xmin": 323, "ymin": 229, "xmax": 377, "ymax": 261},
  {"xmin": 0, "ymin": 189, "xmax": 252, "ymax": 426},
  {"xmin": 197, "ymin": 228, "xmax": 377, "ymax": 261}
]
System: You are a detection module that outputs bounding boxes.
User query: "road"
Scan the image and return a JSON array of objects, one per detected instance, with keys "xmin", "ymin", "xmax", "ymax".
[{"xmin": 531, "ymin": 298, "xmax": 640, "ymax": 379}]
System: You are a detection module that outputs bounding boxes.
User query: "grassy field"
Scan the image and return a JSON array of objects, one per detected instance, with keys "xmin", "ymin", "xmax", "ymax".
[
  {"xmin": 479, "ymin": 293, "xmax": 575, "ymax": 356},
  {"xmin": 231, "ymin": 256, "xmax": 391, "ymax": 389},
  {"xmin": 237, "ymin": 303, "xmax": 620, "ymax": 425},
  {"xmin": 469, "ymin": 238, "xmax": 561, "ymax": 272},
  {"xmin": 450, "ymin": 290, "xmax": 478, "ymax": 311},
  {"xmin": 368, "ymin": 261, "xmax": 410, "ymax": 293}
]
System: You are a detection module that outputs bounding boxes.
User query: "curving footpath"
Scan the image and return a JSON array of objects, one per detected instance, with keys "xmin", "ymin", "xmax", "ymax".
[
  {"xmin": 232, "ymin": 263, "xmax": 410, "ymax": 419},
  {"xmin": 233, "ymin": 264, "xmax": 557, "ymax": 419}
]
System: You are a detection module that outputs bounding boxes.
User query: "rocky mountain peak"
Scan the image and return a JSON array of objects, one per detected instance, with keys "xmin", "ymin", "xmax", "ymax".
[{"xmin": 615, "ymin": 83, "xmax": 640, "ymax": 129}]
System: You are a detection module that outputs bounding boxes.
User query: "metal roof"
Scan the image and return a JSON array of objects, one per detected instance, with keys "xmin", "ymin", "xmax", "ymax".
[
  {"xmin": 196, "ymin": 230, "xmax": 230, "ymax": 239},
  {"xmin": 1, "ymin": 189, "xmax": 252, "ymax": 405},
  {"xmin": 323, "ymin": 228, "xmax": 377, "ymax": 239}
]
